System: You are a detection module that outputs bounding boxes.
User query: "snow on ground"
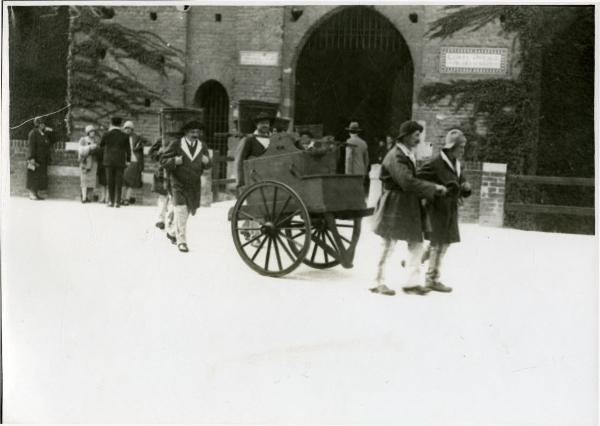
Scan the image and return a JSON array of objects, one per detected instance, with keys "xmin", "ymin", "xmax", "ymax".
[{"xmin": 1, "ymin": 197, "xmax": 597, "ymax": 424}]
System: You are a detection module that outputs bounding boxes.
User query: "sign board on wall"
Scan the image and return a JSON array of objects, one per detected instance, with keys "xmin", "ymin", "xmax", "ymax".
[
  {"xmin": 239, "ymin": 51, "xmax": 280, "ymax": 66},
  {"xmin": 440, "ymin": 47, "xmax": 508, "ymax": 75}
]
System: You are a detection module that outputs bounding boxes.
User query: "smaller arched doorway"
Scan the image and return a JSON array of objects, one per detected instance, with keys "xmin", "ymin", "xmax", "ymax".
[{"xmin": 194, "ymin": 80, "xmax": 230, "ymax": 179}]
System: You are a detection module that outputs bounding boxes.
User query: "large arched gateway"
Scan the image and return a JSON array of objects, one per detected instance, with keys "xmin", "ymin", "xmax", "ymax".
[{"xmin": 294, "ymin": 6, "xmax": 414, "ymax": 153}]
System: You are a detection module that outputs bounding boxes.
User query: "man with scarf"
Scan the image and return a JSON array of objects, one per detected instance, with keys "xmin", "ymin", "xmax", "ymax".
[{"xmin": 160, "ymin": 120, "xmax": 212, "ymax": 253}]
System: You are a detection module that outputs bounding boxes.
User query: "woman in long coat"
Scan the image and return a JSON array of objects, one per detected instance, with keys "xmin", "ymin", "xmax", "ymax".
[
  {"xmin": 416, "ymin": 129, "xmax": 472, "ymax": 293},
  {"xmin": 122, "ymin": 121, "xmax": 146, "ymax": 205},
  {"xmin": 78, "ymin": 125, "xmax": 100, "ymax": 203},
  {"xmin": 26, "ymin": 116, "xmax": 54, "ymax": 200},
  {"xmin": 370, "ymin": 120, "xmax": 446, "ymax": 296}
]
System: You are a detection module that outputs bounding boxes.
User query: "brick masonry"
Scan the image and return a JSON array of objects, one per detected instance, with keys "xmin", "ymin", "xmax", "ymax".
[{"xmin": 67, "ymin": 5, "xmax": 517, "ymax": 152}]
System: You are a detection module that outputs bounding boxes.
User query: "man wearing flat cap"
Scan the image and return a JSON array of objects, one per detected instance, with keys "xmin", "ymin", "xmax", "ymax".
[
  {"xmin": 417, "ymin": 129, "xmax": 472, "ymax": 293},
  {"xmin": 371, "ymin": 120, "xmax": 447, "ymax": 296},
  {"xmin": 234, "ymin": 111, "xmax": 275, "ymax": 188},
  {"xmin": 160, "ymin": 119, "xmax": 212, "ymax": 253},
  {"xmin": 26, "ymin": 116, "xmax": 55, "ymax": 200}
]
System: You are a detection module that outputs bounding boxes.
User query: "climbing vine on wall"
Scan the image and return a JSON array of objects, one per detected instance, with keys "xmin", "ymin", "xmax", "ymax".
[
  {"xmin": 66, "ymin": 6, "xmax": 185, "ymax": 133},
  {"xmin": 420, "ymin": 5, "xmax": 581, "ymax": 175}
]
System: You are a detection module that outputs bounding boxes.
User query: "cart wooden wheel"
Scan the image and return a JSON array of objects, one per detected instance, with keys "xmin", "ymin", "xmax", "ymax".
[
  {"xmin": 285, "ymin": 215, "xmax": 362, "ymax": 269},
  {"xmin": 231, "ymin": 181, "xmax": 311, "ymax": 277}
]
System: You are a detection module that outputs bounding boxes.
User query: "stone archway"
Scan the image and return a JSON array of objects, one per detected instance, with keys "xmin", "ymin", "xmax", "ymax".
[{"xmin": 294, "ymin": 6, "xmax": 413, "ymax": 157}]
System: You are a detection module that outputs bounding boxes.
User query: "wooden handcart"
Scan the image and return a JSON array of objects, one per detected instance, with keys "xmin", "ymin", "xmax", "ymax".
[{"xmin": 229, "ymin": 133, "xmax": 373, "ymax": 277}]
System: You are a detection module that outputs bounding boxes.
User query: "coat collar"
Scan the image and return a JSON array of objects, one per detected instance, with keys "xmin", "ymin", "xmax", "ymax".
[
  {"xmin": 396, "ymin": 142, "xmax": 416, "ymax": 166},
  {"xmin": 180, "ymin": 137, "xmax": 202, "ymax": 161},
  {"xmin": 441, "ymin": 150, "xmax": 461, "ymax": 177}
]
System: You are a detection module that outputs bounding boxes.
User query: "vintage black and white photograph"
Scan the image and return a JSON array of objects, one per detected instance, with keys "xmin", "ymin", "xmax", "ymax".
[{"xmin": 1, "ymin": 1, "xmax": 597, "ymax": 424}]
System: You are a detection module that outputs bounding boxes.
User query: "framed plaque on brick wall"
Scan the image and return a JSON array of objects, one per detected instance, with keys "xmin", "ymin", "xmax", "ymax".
[{"xmin": 440, "ymin": 47, "xmax": 508, "ymax": 75}]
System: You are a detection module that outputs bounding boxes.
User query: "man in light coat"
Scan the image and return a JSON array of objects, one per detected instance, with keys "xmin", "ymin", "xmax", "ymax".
[
  {"xmin": 345, "ymin": 121, "xmax": 370, "ymax": 195},
  {"xmin": 370, "ymin": 120, "xmax": 447, "ymax": 296}
]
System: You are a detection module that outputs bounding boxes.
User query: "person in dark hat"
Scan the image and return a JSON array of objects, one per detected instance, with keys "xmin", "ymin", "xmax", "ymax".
[
  {"xmin": 416, "ymin": 129, "xmax": 472, "ymax": 293},
  {"xmin": 160, "ymin": 119, "xmax": 212, "ymax": 253},
  {"xmin": 370, "ymin": 120, "xmax": 447, "ymax": 296},
  {"xmin": 26, "ymin": 116, "xmax": 55, "ymax": 200},
  {"xmin": 234, "ymin": 111, "xmax": 275, "ymax": 188},
  {"xmin": 100, "ymin": 116, "xmax": 131, "ymax": 207},
  {"xmin": 345, "ymin": 121, "xmax": 370, "ymax": 195}
]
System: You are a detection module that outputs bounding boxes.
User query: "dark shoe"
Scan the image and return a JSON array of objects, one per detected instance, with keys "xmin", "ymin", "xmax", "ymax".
[
  {"xmin": 93, "ymin": 195, "xmax": 99, "ymax": 202},
  {"xmin": 36, "ymin": 195, "xmax": 45, "ymax": 200},
  {"xmin": 155, "ymin": 221, "xmax": 165, "ymax": 230},
  {"xmin": 178, "ymin": 243, "xmax": 189, "ymax": 253},
  {"xmin": 108, "ymin": 202, "xmax": 114, "ymax": 208},
  {"xmin": 166, "ymin": 233, "xmax": 177, "ymax": 244},
  {"xmin": 369, "ymin": 284, "xmax": 396, "ymax": 296},
  {"xmin": 129, "ymin": 197, "xmax": 136, "ymax": 204},
  {"xmin": 426, "ymin": 282, "xmax": 453, "ymax": 293},
  {"xmin": 402, "ymin": 285, "xmax": 431, "ymax": 295},
  {"xmin": 401, "ymin": 260, "xmax": 406, "ymax": 268}
]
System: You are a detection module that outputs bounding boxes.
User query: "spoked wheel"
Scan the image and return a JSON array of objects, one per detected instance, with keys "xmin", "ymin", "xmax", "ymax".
[
  {"xmin": 231, "ymin": 181, "xmax": 311, "ymax": 277},
  {"xmin": 286, "ymin": 215, "xmax": 362, "ymax": 269}
]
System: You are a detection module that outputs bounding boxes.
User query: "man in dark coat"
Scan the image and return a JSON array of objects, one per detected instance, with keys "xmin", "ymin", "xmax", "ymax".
[
  {"xmin": 234, "ymin": 111, "xmax": 275, "ymax": 188},
  {"xmin": 26, "ymin": 116, "xmax": 55, "ymax": 200},
  {"xmin": 160, "ymin": 120, "xmax": 212, "ymax": 253},
  {"xmin": 417, "ymin": 129, "xmax": 472, "ymax": 293},
  {"xmin": 370, "ymin": 120, "xmax": 447, "ymax": 296},
  {"xmin": 100, "ymin": 116, "xmax": 131, "ymax": 207}
]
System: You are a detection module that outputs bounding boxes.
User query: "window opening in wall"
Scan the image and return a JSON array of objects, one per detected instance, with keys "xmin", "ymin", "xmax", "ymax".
[
  {"xmin": 149, "ymin": 12, "xmax": 157, "ymax": 20},
  {"xmin": 144, "ymin": 98, "xmax": 151, "ymax": 107},
  {"xmin": 409, "ymin": 13, "xmax": 418, "ymax": 23},
  {"xmin": 215, "ymin": 13, "xmax": 222, "ymax": 22}
]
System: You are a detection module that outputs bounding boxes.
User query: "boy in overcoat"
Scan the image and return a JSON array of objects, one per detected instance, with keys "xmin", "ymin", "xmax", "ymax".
[
  {"xmin": 371, "ymin": 121, "xmax": 447, "ymax": 296},
  {"xmin": 417, "ymin": 129, "xmax": 472, "ymax": 293},
  {"xmin": 100, "ymin": 116, "xmax": 131, "ymax": 207},
  {"xmin": 160, "ymin": 120, "xmax": 212, "ymax": 253}
]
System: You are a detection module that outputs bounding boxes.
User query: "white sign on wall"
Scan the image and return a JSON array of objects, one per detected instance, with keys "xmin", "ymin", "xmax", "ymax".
[
  {"xmin": 239, "ymin": 50, "xmax": 280, "ymax": 66},
  {"xmin": 440, "ymin": 47, "xmax": 508, "ymax": 74}
]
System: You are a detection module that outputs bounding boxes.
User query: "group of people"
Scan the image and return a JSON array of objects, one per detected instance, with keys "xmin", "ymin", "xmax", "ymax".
[
  {"xmin": 26, "ymin": 111, "xmax": 470, "ymax": 290},
  {"xmin": 370, "ymin": 121, "xmax": 471, "ymax": 296},
  {"xmin": 76, "ymin": 117, "xmax": 147, "ymax": 206}
]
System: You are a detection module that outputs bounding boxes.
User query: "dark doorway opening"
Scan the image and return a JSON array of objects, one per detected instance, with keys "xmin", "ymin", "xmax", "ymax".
[
  {"xmin": 294, "ymin": 6, "xmax": 413, "ymax": 161},
  {"xmin": 194, "ymin": 80, "xmax": 229, "ymax": 179}
]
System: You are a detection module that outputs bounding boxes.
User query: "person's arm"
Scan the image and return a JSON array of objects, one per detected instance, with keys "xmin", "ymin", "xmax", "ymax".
[
  {"xmin": 78, "ymin": 137, "xmax": 91, "ymax": 160},
  {"xmin": 159, "ymin": 140, "xmax": 182, "ymax": 171},
  {"xmin": 201, "ymin": 145, "xmax": 212, "ymax": 170},
  {"xmin": 124, "ymin": 134, "xmax": 132, "ymax": 163},
  {"xmin": 459, "ymin": 171, "xmax": 472, "ymax": 198},
  {"xmin": 148, "ymin": 139, "xmax": 162, "ymax": 161},
  {"xmin": 28, "ymin": 131, "xmax": 37, "ymax": 162},
  {"xmin": 387, "ymin": 156, "xmax": 441, "ymax": 201},
  {"xmin": 235, "ymin": 137, "xmax": 249, "ymax": 187},
  {"xmin": 364, "ymin": 145, "xmax": 370, "ymax": 174}
]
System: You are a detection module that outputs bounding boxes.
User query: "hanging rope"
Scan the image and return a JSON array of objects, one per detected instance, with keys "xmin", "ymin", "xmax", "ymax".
[{"xmin": 10, "ymin": 104, "xmax": 71, "ymax": 130}]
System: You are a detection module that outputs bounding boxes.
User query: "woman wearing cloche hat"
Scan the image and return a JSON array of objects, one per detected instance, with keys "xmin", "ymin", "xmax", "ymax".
[
  {"xmin": 416, "ymin": 128, "xmax": 472, "ymax": 294},
  {"xmin": 78, "ymin": 124, "xmax": 101, "ymax": 203}
]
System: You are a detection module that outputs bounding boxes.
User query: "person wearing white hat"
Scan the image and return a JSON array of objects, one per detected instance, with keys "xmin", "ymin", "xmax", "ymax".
[
  {"xmin": 78, "ymin": 124, "xmax": 100, "ymax": 203},
  {"xmin": 416, "ymin": 129, "xmax": 472, "ymax": 293},
  {"xmin": 121, "ymin": 120, "xmax": 148, "ymax": 205}
]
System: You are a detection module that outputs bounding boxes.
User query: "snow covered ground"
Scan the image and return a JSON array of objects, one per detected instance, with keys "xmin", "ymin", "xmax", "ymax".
[{"xmin": 2, "ymin": 197, "xmax": 598, "ymax": 425}]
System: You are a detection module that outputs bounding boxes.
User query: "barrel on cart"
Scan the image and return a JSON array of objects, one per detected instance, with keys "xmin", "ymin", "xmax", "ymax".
[{"xmin": 229, "ymin": 133, "xmax": 373, "ymax": 277}]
